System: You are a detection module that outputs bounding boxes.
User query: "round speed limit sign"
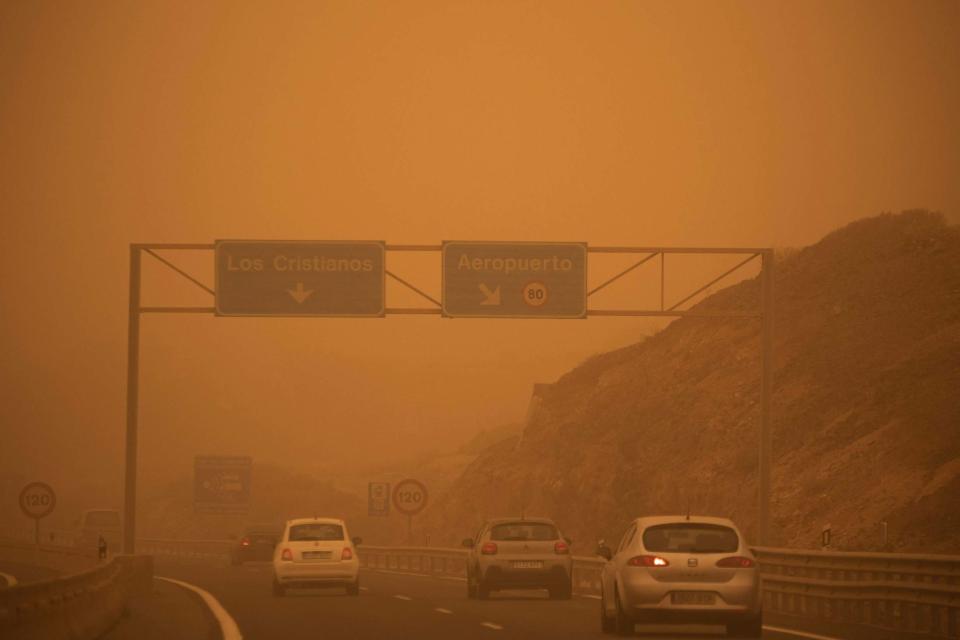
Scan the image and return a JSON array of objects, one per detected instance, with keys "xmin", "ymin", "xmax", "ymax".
[
  {"xmin": 522, "ymin": 281, "xmax": 549, "ymax": 307},
  {"xmin": 19, "ymin": 482, "xmax": 56, "ymax": 520},
  {"xmin": 392, "ymin": 478, "xmax": 428, "ymax": 516}
]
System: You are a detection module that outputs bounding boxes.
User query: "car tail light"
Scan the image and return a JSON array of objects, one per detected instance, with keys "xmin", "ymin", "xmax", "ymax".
[
  {"xmin": 480, "ymin": 542, "xmax": 498, "ymax": 555},
  {"xmin": 554, "ymin": 541, "xmax": 570, "ymax": 555},
  {"xmin": 627, "ymin": 555, "xmax": 669, "ymax": 567},
  {"xmin": 240, "ymin": 537, "xmax": 250, "ymax": 547},
  {"xmin": 716, "ymin": 556, "xmax": 755, "ymax": 568},
  {"xmin": 341, "ymin": 547, "xmax": 353, "ymax": 560},
  {"xmin": 281, "ymin": 548, "xmax": 293, "ymax": 561}
]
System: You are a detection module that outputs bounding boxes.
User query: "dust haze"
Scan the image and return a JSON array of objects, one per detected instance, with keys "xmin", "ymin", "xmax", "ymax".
[{"xmin": 1, "ymin": 0, "xmax": 958, "ymax": 554}]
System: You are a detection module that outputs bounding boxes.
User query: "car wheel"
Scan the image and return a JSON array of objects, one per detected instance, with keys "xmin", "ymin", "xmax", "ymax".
[
  {"xmin": 614, "ymin": 586, "xmax": 633, "ymax": 636},
  {"xmin": 272, "ymin": 578, "xmax": 285, "ymax": 598},
  {"xmin": 600, "ymin": 588, "xmax": 615, "ymax": 634},
  {"xmin": 477, "ymin": 576, "xmax": 491, "ymax": 600},
  {"xmin": 466, "ymin": 572, "xmax": 477, "ymax": 599},
  {"xmin": 549, "ymin": 580, "xmax": 573, "ymax": 600},
  {"xmin": 346, "ymin": 579, "xmax": 360, "ymax": 596},
  {"xmin": 726, "ymin": 613, "xmax": 762, "ymax": 638}
]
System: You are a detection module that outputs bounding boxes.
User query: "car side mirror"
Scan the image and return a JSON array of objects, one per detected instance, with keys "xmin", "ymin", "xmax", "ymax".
[
  {"xmin": 461, "ymin": 538, "xmax": 475, "ymax": 548},
  {"xmin": 596, "ymin": 544, "xmax": 613, "ymax": 561},
  {"xmin": 352, "ymin": 536, "xmax": 363, "ymax": 546}
]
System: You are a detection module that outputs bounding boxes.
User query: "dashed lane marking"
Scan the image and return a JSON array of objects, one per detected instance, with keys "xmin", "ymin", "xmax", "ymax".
[
  {"xmin": 156, "ymin": 576, "xmax": 243, "ymax": 640},
  {"xmin": 480, "ymin": 622, "xmax": 504, "ymax": 631},
  {"xmin": 393, "ymin": 594, "xmax": 413, "ymax": 601},
  {"xmin": 579, "ymin": 594, "xmax": 601, "ymax": 599},
  {"xmin": 359, "ymin": 586, "xmax": 369, "ymax": 591},
  {"xmin": 434, "ymin": 607, "xmax": 453, "ymax": 614},
  {"xmin": 0, "ymin": 571, "xmax": 17, "ymax": 587},
  {"xmin": 763, "ymin": 626, "xmax": 841, "ymax": 640}
]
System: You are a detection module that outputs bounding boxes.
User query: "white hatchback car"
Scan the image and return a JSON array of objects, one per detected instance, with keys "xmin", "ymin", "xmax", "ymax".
[
  {"xmin": 598, "ymin": 515, "xmax": 762, "ymax": 637},
  {"xmin": 272, "ymin": 517, "xmax": 361, "ymax": 596}
]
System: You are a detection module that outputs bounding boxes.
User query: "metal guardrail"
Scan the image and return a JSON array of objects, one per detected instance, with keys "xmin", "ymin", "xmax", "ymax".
[
  {"xmin": 754, "ymin": 546, "xmax": 960, "ymax": 638},
  {"xmin": 136, "ymin": 538, "xmax": 233, "ymax": 563}
]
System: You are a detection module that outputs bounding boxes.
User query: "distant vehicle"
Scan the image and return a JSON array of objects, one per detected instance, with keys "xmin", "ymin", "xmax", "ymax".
[
  {"xmin": 462, "ymin": 517, "xmax": 573, "ymax": 600},
  {"xmin": 76, "ymin": 509, "xmax": 121, "ymax": 555},
  {"xmin": 596, "ymin": 515, "xmax": 762, "ymax": 637},
  {"xmin": 231, "ymin": 524, "xmax": 281, "ymax": 565},
  {"xmin": 272, "ymin": 517, "xmax": 362, "ymax": 597}
]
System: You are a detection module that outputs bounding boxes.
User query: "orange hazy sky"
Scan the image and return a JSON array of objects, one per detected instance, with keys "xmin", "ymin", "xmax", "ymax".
[{"xmin": 1, "ymin": 1, "xmax": 958, "ymax": 505}]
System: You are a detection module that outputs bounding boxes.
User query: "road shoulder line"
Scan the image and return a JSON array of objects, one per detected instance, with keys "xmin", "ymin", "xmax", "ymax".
[{"xmin": 156, "ymin": 575, "xmax": 243, "ymax": 640}]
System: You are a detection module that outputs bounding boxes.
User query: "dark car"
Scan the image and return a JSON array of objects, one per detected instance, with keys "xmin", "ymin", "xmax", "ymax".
[{"xmin": 231, "ymin": 524, "xmax": 281, "ymax": 565}]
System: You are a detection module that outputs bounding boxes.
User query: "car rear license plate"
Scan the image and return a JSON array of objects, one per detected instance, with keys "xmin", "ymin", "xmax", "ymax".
[
  {"xmin": 303, "ymin": 551, "xmax": 332, "ymax": 560},
  {"xmin": 671, "ymin": 591, "xmax": 715, "ymax": 605},
  {"xmin": 511, "ymin": 560, "xmax": 543, "ymax": 569}
]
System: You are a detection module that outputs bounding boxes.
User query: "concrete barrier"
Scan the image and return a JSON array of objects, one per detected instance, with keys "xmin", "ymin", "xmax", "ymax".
[{"xmin": 0, "ymin": 555, "xmax": 153, "ymax": 640}]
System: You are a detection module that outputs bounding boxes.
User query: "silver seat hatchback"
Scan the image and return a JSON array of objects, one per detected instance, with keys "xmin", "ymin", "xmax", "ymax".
[{"xmin": 598, "ymin": 515, "xmax": 761, "ymax": 637}]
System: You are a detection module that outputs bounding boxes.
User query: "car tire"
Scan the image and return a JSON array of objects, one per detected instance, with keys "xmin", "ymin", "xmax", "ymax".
[
  {"xmin": 272, "ymin": 578, "xmax": 285, "ymax": 598},
  {"xmin": 726, "ymin": 613, "xmax": 762, "ymax": 638},
  {"xmin": 549, "ymin": 581, "xmax": 573, "ymax": 600},
  {"xmin": 600, "ymin": 588, "xmax": 616, "ymax": 634},
  {"xmin": 477, "ymin": 577, "xmax": 491, "ymax": 600},
  {"xmin": 346, "ymin": 579, "xmax": 360, "ymax": 596},
  {"xmin": 614, "ymin": 586, "xmax": 633, "ymax": 636},
  {"xmin": 466, "ymin": 573, "xmax": 477, "ymax": 599}
]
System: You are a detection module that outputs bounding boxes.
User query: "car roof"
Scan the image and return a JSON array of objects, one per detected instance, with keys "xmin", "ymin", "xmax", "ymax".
[
  {"xmin": 286, "ymin": 517, "xmax": 345, "ymax": 526},
  {"xmin": 484, "ymin": 517, "xmax": 558, "ymax": 526},
  {"xmin": 631, "ymin": 515, "xmax": 740, "ymax": 529}
]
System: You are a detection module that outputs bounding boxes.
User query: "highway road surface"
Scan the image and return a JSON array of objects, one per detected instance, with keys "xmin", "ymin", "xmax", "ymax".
[{"xmin": 153, "ymin": 558, "xmax": 830, "ymax": 640}]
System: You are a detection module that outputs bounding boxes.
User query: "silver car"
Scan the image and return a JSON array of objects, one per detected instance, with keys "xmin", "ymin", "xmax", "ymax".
[
  {"xmin": 462, "ymin": 517, "xmax": 573, "ymax": 600},
  {"xmin": 598, "ymin": 515, "xmax": 762, "ymax": 637}
]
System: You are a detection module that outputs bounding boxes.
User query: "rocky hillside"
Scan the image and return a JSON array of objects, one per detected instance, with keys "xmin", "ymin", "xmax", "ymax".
[{"xmin": 422, "ymin": 211, "xmax": 960, "ymax": 553}]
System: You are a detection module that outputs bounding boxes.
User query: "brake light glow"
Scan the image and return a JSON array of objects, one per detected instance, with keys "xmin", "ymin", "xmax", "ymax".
[
  {"xmin": 240, "ymin": 537, "xmax": 250, "ymax": 547},
  {"xmin": 716, "ymin": 556, "xmax": 755, "ymax": 568},
  {"xmin": 281, "ymin": 548, "xmax": 293, "ymax": 561},
  {"xmin": 554, "ymin": 541, "xmax": 570, "ymax": 555},
  {"xmin": 341, "ymin": 547, "xmax": 353, "ymax": 560},
  {"xmin": 627, "ymin": 555, "xmax": 669, "ymax": 567},
  {"xmin": 480, "ymin": 542, "xmax": 498, "ymax": 555}
]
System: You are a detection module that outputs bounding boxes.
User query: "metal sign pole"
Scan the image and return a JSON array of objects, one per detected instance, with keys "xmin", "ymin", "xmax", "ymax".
[
  {"xmin": 123, "ymin": 245, "xmax": 142, "ymax": 555},
  {"xmin": 759, "ymin": 250, "xmax": 774, "ymax": 545}
]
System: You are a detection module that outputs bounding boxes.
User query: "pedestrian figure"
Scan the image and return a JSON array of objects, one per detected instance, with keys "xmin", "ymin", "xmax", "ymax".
[{"xmin": 98, "ymin": 535, "xmax": 107, "ymax": 560}]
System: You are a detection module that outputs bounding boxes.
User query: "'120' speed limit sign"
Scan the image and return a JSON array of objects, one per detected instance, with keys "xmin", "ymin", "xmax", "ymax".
[
  {"xmin": 392, "ymin": 478, "xmax": 428, "ymax": 516},
  {"xmin": 19, "ymin": 482, "xmax": 56, "ymax": 520}
]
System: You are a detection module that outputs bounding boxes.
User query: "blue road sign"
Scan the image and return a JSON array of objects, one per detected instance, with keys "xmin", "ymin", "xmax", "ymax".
[
  {"xmin": 194, "ymin": 456, "xmax": 252, "ymax": 515},
  {"xmin": 368, "ymin": 482, "xmax": 390, "ymax": 517}
]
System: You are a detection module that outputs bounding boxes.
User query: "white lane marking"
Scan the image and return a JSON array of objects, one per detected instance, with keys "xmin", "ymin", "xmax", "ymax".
[
  {"xmin": 763, "ymin": 625, "xmax": 841, "ymax": 640},
  {"xmin": 393, "ymin": 594, "xmax": 413, "ymax": 601},
  {"xmin": 0, "ymin": 571, "xmax": 17, "ymax": 587},
  {"xmin": 365, "ymin": 568, "xmax": 466, "ymax": 582},
  {"xmin": 579, "ymin": 594, "xmax": 601, "ymax": 599},
  {"xmin": 156, "ymin": 576, "xmax": 243, "ymax": 640},
  {"xmin": 434, "ymin": 607, "xmax": 453, "ymax": 614},
  {"xmin": 359, "ymin": 586, "xmax": 369, "ymax": 591},
  {"xmin": 480, "ymin": 622, "xmax": 504, "ymax": 631}
]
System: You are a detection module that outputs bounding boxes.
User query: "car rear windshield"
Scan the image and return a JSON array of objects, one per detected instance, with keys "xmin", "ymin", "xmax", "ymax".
[
  {"xmin": 490, "ymin": 522, "xmax": 558, "ymax": 541},
  {"xmin": 85, "ymin": 511, "xmax": 120, "ymax": 527},
  {"xmin": 288, "ymin": 523, "xmax": 344, "ymax": 541},
  {"xmin": 642, "ymin": 523, "xmax": 739, "ymax": 553}
]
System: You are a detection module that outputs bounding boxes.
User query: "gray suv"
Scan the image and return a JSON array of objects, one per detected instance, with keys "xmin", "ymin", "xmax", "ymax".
[{"xmin": 462, "ymin": 517, "xmax": 573, "ymax": 600}]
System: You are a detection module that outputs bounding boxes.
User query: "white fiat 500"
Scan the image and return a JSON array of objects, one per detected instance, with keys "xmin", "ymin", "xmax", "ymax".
[
  {"xmin": 598, "ymin": 515, "xmax": 761, "ymax": 637},
  {"xmin": 272, "ymin": 517, "xmax": 361, "ymax": 596}
]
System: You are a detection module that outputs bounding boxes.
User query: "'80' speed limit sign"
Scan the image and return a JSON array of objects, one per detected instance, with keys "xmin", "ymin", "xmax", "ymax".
[{"xmin": 392, "ymin": 478, "xmax": 428, "ymax": 516}]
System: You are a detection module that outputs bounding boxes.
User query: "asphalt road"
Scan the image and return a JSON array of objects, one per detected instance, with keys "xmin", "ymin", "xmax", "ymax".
[{"xmin": 153, "ymin": 559, "xmax": 821, "ymax": 640}]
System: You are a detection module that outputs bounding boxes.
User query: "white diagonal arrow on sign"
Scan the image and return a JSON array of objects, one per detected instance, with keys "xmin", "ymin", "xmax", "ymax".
[
  {"xmin": 478, "ymin": 283, "xmax": 501, "ymax": 306},
  {"xmin": 287, "ymin": 282, "xmax": 314, "ymax": 304}
]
